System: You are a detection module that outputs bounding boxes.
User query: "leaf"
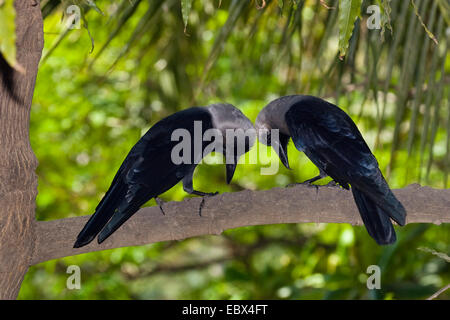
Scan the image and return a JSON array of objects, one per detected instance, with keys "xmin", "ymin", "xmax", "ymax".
[
  {"xmin": 181, "ymin": 0, "xmax": 193, "ymax": 33},
  {"xmin": 410, "ymin": 0, "xmax": 438, "ymax": 45},
  {"xmin": 338, "ymin": 0, "xmax": 362, "ymax": 60},
  {"xmin": 81, "ymin": 11, "xmax": 95, "ymax": 54},
  {"xmin": 436, "ymin": 0, "xmax": 450, "ymax": 26},
  {"xmin": 84, "ymin": 0, "xmax": 104, "ymax": 16},
  {"xmin": 0, "ymin": 0, "xmax": 23, "ymax": 71}
]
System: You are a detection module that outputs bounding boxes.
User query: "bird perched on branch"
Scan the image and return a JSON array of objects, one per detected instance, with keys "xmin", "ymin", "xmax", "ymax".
[
  {"xmin": 255, "ymin": 95, "xmax": 406, "ymax": 245},
  {"xmin": 74, "ymin": 104, "xmax": 255, "ymax": 248}
]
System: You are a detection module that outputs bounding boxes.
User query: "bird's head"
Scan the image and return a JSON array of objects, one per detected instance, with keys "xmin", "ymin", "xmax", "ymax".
[
  {"xmin": 254, "ymin": 98, "xmax": 293, "ymax": 170},
  {"xmin": 207, "ymin": 103, "xmax": 256, "ymax": 184}
]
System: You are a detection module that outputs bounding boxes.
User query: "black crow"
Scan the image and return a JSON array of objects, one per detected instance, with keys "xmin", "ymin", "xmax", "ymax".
[
  {"xmin": 74, "ymin": 103, "xmax": 255, "ymax": 248},
  {"xmin": 255, "ymin": 95, "xmax": 406, "ymax": 245}
]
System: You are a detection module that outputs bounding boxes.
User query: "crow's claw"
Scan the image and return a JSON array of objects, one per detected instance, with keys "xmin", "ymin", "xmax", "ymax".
[{"xmin": 155, "ymin": 197, "xmax": 166, "ymax": 215}]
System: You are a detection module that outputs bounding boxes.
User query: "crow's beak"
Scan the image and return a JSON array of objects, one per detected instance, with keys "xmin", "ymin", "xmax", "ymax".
[
  {"xmin": 272, "ymin": 138, "xmax": 290, "ymax": 169},
  {"xmin": 226, "ymin": 156, "xmax": 238, "ymax": 184}
]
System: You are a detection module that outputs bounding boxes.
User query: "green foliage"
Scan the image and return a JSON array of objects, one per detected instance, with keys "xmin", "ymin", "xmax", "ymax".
[
  {"xmin": 10, "ymin": 0, "xmax": 450, "ymax": 299},
  {"xmin": 0, "ymin": 0, "xmax": 21, "ymax": 70},
  {"xmin": 278, "ymin": 0, "xmax": 284, "ymax": 11},
  {"xmin": 436, "ymin": 0, "xmax": 450, "ymax": 26}
]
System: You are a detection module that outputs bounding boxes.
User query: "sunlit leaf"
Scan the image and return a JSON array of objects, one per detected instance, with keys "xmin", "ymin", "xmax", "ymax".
[
  {"xmin": 338, "ymin": 0, "xmax": 362, "ymax": 59},
  {"xmin": 181, "ymin": 0, "xmax": 193, "ymax": 33}
]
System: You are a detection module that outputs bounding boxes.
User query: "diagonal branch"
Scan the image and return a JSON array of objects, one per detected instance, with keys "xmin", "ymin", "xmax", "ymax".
[
  {"xmin": 31, "ymin": 183, "xmax": 450, "ymax": 265},
  {"xmin": 427, "ymin": 284, "xmax": 450, "ymax": 300}
]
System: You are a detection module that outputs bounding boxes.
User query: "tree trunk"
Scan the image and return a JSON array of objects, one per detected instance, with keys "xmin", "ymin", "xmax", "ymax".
[{"xmin": 0, "ymin": 0, "xmax": 43, "ymax": 299}]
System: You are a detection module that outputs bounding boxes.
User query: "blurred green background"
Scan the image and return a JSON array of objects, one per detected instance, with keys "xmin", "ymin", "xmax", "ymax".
[{"xmin": 18, "ymin": 0, "xmax": 449, "ymax": 299}]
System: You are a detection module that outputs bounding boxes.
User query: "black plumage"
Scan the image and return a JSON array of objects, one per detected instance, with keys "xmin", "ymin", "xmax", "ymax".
[
  {"xmin": 255, "ymin": 95, "xmax": 406, "ymax": 245},
  {"xmin": 74, "ymin": 104, "xmax": 254, "ymax": 248}
]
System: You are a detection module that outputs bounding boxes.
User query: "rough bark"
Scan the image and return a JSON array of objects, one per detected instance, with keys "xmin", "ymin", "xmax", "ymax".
[
  {"xmin": 0, "ymin": 1, "xmax": 43, "ymax": 300},
  {"xmin": 31, "ymin": 183, "xmax": 449, "ymax": 265}
]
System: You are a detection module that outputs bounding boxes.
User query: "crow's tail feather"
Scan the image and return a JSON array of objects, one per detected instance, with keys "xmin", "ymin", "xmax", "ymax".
[
  {"xmin": 73, "ymin": 183, "xmax": 126, "ymax": 248},
  {"xmin": 355, "ymin": 173, "xmax": 407, "ymax": 227},
  {"xmin": 351, "ymin": 187, "xmax": 397, "ymax": 245},
  {"xmin": 379, "ymin": 187, "xmax": 407, "ymax": 226},
  {"xmin": 96, "ymin": 197, "xmax": 148, "ymax": 245}
]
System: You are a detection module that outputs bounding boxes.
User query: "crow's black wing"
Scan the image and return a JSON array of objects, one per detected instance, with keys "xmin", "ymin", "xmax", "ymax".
[
  {"xmin": 285, "ymin": 97, "xmax": 378, "ymax": 187},
  {"xmin": 74, "ymin": 107, "xmax": 213, "ymax": 247}
]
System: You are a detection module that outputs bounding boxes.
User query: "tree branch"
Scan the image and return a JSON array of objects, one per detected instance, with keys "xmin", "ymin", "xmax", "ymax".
[
  {"xmin": 31, "ymin": 184, "xmax": 449, "ymax": 265},
  {"xmin": 427, "ymin": 284, "xmax": 450, "ymax": 300}
]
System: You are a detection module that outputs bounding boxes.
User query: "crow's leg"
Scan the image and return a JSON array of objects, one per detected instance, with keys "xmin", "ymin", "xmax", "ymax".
[
  {"xmin": 325, "ymin": 180, "xmax": 341, "ymax": 188},
  {"xmin": 182, "ymin": 173, "xmax": 219, "ymax": 216},
  {"xmin": 182, "ymin": 170, "xmax": 218, "ymax": 197},
  {"xmin": 189, "ymin": 190, "xmax": 219, "ymax": 197},
  {"xmin": 302, "ymin": 174, "xmax": 325, "ymax": 184}
]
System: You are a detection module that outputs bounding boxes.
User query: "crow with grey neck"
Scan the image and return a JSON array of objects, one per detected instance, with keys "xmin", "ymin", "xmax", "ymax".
[
  {"xmin": 255, "ymin": 95, "xmax": 406, "ymax": 245},
  {"xmin": 74, "ymin": 104, "xmax": 255, "ymax": 248}
]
